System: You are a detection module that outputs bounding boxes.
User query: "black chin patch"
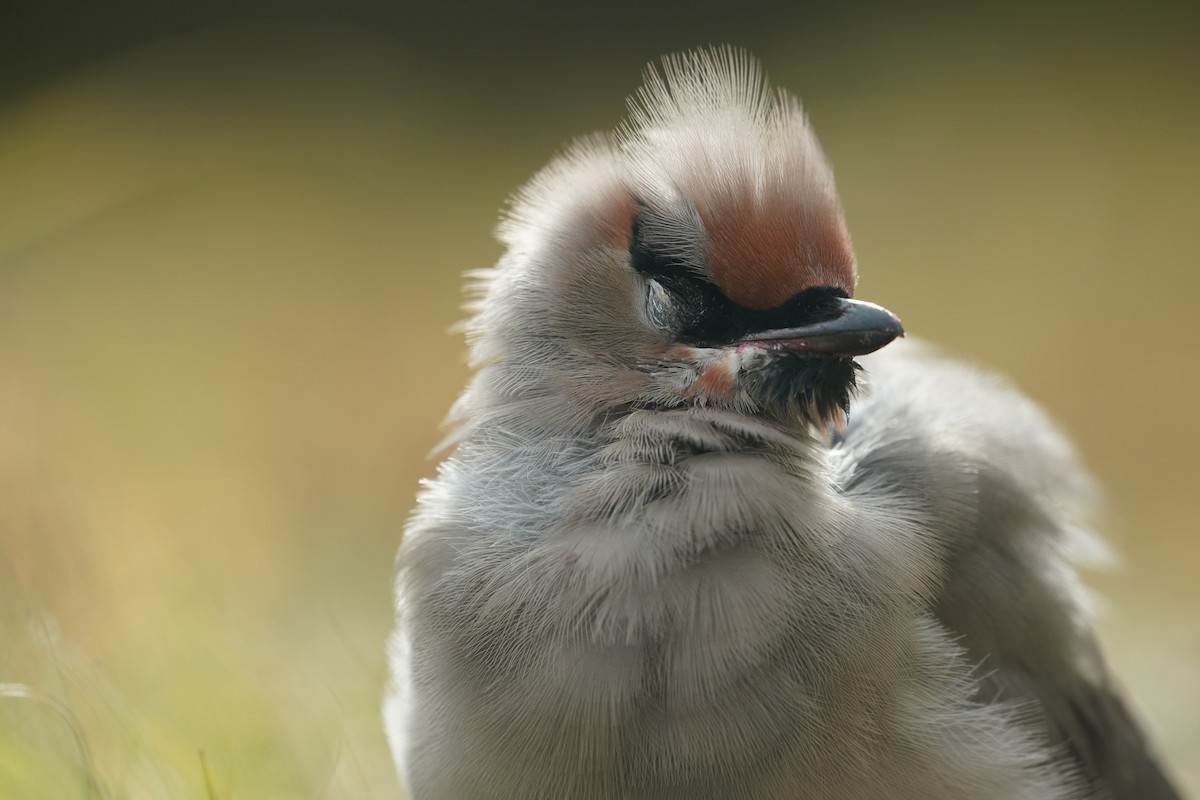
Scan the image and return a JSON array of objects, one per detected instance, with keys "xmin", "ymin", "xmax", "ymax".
[{"xmin": 742, "ymin": 353, "xmax": 860, "ymax": 425}]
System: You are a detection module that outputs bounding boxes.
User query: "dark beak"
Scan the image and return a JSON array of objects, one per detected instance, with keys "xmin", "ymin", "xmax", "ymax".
[{"xmin": 736, "ymin": 298, "xmax": 904, "ymax": 357}]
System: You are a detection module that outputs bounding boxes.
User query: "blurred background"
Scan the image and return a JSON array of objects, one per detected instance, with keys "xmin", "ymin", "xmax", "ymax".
[{"xmin": 0, "ymin": 1, "xmax": 1196, "ymax": 797}]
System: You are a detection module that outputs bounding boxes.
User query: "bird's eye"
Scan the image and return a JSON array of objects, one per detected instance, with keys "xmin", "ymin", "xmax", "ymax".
[{"xmin": 645, "ymin": 279, "xmax": 674, "ymax": 330}]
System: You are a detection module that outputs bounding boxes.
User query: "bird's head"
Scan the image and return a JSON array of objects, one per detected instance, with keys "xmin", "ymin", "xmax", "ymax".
[{"xmin": 460, "ymin": 48, "xmax": 903, "ymax": 439}]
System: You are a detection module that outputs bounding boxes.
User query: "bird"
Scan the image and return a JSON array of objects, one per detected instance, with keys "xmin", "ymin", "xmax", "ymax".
[{"xmin": 384, "ymin": 47, "xmax": 1184, "ymax": 800}]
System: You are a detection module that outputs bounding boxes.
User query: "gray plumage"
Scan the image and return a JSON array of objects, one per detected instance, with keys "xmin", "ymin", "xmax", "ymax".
[{"xmin": 385, "ymin": 48, "xmax": 1182, "ymax": 800}]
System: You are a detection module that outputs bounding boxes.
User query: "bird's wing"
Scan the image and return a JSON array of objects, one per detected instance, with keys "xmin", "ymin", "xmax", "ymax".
[{"xmin": 831, "ymin": 339, "xmax": 1183, "ymax": 800}]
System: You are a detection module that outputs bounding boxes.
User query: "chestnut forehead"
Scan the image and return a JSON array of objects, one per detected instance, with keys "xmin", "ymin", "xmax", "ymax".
[{"xmin": 698, "ymin": 196, "xmax": 857, "ymax": 310}]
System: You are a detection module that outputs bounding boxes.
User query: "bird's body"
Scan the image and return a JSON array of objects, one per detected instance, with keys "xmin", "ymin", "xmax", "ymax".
[{"xmin": 385, "ymin": 49, "xmax": 1181, "ymax": 800}]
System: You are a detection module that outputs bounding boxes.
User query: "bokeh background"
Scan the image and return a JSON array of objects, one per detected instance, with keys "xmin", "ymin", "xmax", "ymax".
[{"xmin": 1, "ymin": 1, "xmax": 1197, "ymax": 797}]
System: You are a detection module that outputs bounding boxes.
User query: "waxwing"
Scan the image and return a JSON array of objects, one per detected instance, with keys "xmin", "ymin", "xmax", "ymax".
[{"xmin": 385, "ymin": 47, "xmax": 1183, "ymax": 800}]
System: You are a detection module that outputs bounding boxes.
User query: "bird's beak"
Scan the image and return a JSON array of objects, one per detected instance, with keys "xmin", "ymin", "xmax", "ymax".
[{"xmin": 736, "ymin": 298, "xmax": 904, "ymax": 357}]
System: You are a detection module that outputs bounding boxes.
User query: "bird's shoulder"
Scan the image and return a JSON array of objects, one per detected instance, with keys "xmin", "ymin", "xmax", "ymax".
[
  {"xmin": 833, "ymin": 338, "xmax": 1181, "ymax": 800},
  {"xmin": 835, "ymin": 337, "xmax": 1097, "ymax": 525}
]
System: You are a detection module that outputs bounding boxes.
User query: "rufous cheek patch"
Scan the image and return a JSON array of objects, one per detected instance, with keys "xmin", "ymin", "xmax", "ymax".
[
  {"xmin": 702, "ymin": 197, "xmax": 857, "ymax": 309},
  {"xmin": 684, "ymin": 361, "xmax": 736, "ymax": 402},
  {"xmin": 595, "ymin": 190, "xmax": 640, "ymax": 250},
  {"xmin": 546, "ymin": 186, "xmax": 638, "ymax": 300},
  {"xmin": 639, "ymin": 344, "xmax": 698, "ymax": 360}
]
